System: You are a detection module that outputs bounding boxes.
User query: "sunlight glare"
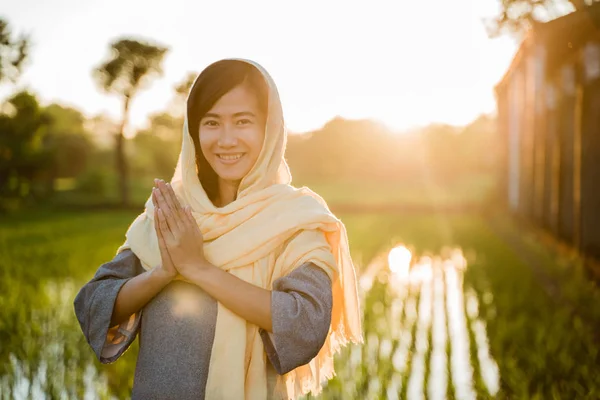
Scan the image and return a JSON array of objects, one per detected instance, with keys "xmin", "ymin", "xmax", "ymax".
[{"xmin": 388, "ymin": 245, "xmax": 412, "ymax": 279}]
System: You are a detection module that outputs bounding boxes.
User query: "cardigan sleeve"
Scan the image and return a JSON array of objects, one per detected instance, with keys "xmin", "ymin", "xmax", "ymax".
[
  {"xmin": 259, "ymin": 262, "xmax": 333, "ymax": 375},
  {"xmin": 73, "ymin": 249, "xmax": 144, "ymax": 364}
]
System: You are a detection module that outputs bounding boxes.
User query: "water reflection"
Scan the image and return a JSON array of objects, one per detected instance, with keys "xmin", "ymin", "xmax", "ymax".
[
  {"xmin": 445, "ymin": 261, "xmax": 477, "ymax": 400},
  {"xmin": 2, "ymin": 245, "xmax": 500, "ymax": 399},
  {"xmin": 465, "ymin": 289, "xmax": 500, "ymax": 396},
  {"xmin": 0, "ymin": 280, "xmax": 114, "ymax": 400},
  {"xmin": 388, "ymin": 245, "xmax": 412, "ymax": 279},
  {"xmin": 428, "ymin": 259, "xmax": 447, "ymax": 400},
  {"xmin": 407, "ymin": 258, "xmax": 432, "ymax": 400},
  {"xmin": 320, "ymin": 245, "xmax": 500, "ymax": 399}
]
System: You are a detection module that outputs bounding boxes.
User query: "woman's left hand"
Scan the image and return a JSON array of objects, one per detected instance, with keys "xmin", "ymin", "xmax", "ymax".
[{"xmin": 152, "ymin": 179, "xmax": 212, "ymax": 279}]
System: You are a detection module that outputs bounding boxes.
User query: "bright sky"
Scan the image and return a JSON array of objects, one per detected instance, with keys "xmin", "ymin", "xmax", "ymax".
[{"xmin": 1, "ymin": 0, "xmax": 518, "ymax": 134}]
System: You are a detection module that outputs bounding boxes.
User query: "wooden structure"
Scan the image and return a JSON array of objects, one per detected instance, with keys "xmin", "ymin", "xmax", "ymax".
[{"xmin": 496, "ymin": 5, "xmax": 600, "ymax": 259}]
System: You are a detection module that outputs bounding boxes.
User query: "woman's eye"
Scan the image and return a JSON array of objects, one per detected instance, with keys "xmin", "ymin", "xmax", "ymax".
[
  {"xmin": 237, "ymin": 119, "xmax": 252, "ymax": 125},
  {"xmin": 203, "ymin": 120, "xmax": 218, "ymax": 127}
]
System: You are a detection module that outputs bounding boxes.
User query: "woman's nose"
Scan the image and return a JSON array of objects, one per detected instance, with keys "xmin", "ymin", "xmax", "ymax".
[{"xmin": 217, "ymin": 125, "xmax": 238, "ymax": 147}]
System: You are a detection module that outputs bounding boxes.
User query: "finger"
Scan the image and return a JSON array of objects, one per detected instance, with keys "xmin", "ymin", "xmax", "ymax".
[
  {"xmin": 155, "ymin": 209, "xmax": 176, "ymax": 269},
  {"xmin": 154, "ymin": 183, "xmax": 171, "ymax": 213},
  {"xmin": 157, "ymin": 226, "xmax": 172, "ymax": 266},
  {"xmin": 153, "ymin": 188, "xmax": 178, "ymax": 233},
  {"xmin": 152, "ymin": 187, "xmax": 159, "ymax": 207},
  {"xmin": 166, "ymin": 183, "xmax": 188, "ymax": 231},
  {"xmin": 158, "ymin": 181, "xmax": 178, "ymax": 216},
  {"xmin": 153, "ymin": 185, "xmax": 168, "ymax": 214},
  {"xmin": 161, "ymin": 181, "xmax": 187, "ymax": 231},
  {"xmin": 155, "ymin": 184, "xmax": 181, "ymax": 233},
  {"xmin": 155, "ymin": 208, "xmax": 167, "ymax": 250},
  {"xmin": 157, "ymin": 207, "xmax": 175, "ymax": 241},
  {"xmin": 154, "ymin": 207, "xmax": 164, "ymax": 237},
  {"xmin": 166, "ymin": 182, "xmax": 186, "ymax": 218}
]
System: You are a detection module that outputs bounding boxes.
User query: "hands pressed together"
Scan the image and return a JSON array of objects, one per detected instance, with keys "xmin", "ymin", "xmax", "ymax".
[
  {"xmin": 151, "ymin": 178, "xmax": 211, "ymax": 283},
  {"xmin": 149, "ymin": 179, "xmax": 273, "ymax": 332}
]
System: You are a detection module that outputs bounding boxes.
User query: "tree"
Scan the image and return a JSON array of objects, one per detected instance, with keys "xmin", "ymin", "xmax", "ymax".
[
  {"xmin": 43, "ymin": 104, "xmax": 94, "ymax": 179},
  {"xmin": 132, "ymin": 112, "xmax": 181, "ymax": 180},
  {"xmin": 169, "ymin": 71, "xmax": 197, "ymax": 116},
  {"xmin": 0, "ymin": 91, "xmax": 51, "ymax": 206},
  {"xmin": 0, "ymin": 18, "xmax": 30, "ymax": 85},
  {"xmin": 174, "ymin": 72, "xmax": 197, "ymax": 102},
  {"xmin": 93, "ymin": 38, "xmax": 168, "ymax": 206},
  {"xmin": 487, "ymin": 0, "xmax": 598, "ymax": 37}
]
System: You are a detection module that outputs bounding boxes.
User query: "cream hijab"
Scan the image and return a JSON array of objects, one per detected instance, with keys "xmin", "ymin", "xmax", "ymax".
[{"xmin": 116, "ymin": 59, "xmax": 363, "ymax": 399}]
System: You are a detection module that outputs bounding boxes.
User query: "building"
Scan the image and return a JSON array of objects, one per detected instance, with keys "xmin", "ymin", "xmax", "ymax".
[{"xmin": 495, "ymin": 4, "xmax": 600, "ymax": 259}]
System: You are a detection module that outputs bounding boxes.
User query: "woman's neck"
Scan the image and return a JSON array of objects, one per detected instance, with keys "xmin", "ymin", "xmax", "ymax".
[{"xmin": 216, "ymin": 178, "xmax": 240, "ymax": 207}]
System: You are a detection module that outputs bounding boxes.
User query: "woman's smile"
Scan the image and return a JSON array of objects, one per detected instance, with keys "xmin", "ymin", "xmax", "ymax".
[{"xmin": 216, "ymin": 152, "xmax": 245, "ymax": 164}]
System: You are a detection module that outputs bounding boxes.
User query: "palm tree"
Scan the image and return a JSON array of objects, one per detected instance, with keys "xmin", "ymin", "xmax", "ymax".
[
  {"xmin": 167, "ymin": 71, "xmax": 197, "ymax": 116},
  {"xmin": 93, "ymin": 38, "xmax": 168, "ymax": 206}
]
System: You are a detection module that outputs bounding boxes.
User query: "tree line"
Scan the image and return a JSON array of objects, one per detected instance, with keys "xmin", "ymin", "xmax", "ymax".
[{"xmin": 5, "ymin": 5, "xmax": 551, "ymax": 211}]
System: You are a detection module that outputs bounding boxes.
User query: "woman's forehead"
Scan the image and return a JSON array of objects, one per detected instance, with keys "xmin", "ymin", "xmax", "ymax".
[{"xmin": 205, "ymin": 85, "xmax": 263, "ymax": 116}]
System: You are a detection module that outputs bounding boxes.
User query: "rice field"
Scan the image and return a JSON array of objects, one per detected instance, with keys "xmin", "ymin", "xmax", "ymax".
[{"xmin": 1, "ymin": 210, "xmax": 599, "ymax": 399}]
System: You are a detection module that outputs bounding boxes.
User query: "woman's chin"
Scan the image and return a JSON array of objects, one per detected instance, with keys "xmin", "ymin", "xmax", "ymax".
[{"xmin": 213, "ymin": 166, "xmax": 250, "ymax": 183}]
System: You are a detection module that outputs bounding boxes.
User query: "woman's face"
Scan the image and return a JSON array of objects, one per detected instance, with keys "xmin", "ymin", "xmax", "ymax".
[{"xmin": 198, "ymin": 84, "xmax": 266, "ymax": 184}]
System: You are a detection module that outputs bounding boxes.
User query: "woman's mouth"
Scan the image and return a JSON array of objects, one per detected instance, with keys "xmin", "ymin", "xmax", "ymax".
[{"xmin": 216, "ymin": 153, "xmax": 245, "ymax": 165}]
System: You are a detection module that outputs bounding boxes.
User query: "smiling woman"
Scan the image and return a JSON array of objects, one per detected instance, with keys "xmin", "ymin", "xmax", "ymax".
[
  {"xmin": 73, "ymin": 58, "xmax": 363, "ymax": 400},
  {"xmin": 187, "ymin": 61, "xmax": 269, "ymax": 208}
]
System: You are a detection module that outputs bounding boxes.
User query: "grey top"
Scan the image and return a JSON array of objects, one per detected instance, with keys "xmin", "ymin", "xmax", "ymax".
[{"xmin": 73, "ymin": 249, "xmax": 333, "ymax": 400}]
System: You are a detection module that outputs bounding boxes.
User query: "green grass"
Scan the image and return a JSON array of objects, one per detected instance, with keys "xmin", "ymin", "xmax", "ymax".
[
  {"xmin": 1, "ymin": 210, "xmax": 599, "ymax": 399},
  {"xmin": 43, "ymin": 173, "xmax": 496, "ymax": 211},
  {"xmin": 314, "ymin": 213, "xmax": 600, "ymax": 399},
  {"xmin": 0, "ymin": 210, "xmax": 139, "ymax": 400},
  {"xmin": 295, "ymin": 174, "xmax": 495, "ymax": 208}
]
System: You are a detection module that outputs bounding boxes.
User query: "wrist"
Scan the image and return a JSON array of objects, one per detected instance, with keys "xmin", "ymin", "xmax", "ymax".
[
  {"xmin": 150, "ymin": 266, "xmax": 175, "ymax": 286},
  {"xmin": 182, "ymin": 261, "xmax": 214, "ymax": 284}
]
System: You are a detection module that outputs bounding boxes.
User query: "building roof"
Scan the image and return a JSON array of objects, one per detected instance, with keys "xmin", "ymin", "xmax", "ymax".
[{"xmin": 496, "ymin": 3, "xmax": 600, "ymax": 92}]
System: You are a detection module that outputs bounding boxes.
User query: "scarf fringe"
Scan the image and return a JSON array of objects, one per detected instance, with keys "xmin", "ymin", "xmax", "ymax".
[{"xmin": 275, "ymin": 320, "xmax": 364, "ymax": 399}]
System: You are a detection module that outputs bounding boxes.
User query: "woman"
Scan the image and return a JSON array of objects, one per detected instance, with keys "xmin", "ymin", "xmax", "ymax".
[{"xmin": 74, "ymin": 59, "xmax": 362, "ymax": 400}]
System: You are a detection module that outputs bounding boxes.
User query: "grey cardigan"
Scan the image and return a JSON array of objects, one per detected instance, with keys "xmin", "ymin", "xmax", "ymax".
[{"xmin": 73, "ymin": 249, "xmax": 333, "ymax": 399}]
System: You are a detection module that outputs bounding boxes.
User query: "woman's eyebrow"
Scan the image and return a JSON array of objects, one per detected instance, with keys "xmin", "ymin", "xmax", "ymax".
[
  {"xmin": 232, "ymin": 111, "xmax": 256, "ymax": 118},
  {"xmin": 202, "ymin": 111, "xmax": 256, "ymax": 119}
]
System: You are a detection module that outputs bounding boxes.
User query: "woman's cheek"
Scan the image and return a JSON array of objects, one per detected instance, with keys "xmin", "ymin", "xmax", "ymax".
[
  {"xmin": 251, "ymin": 126, "xmax": 266, "ymax": 152},
  {"xmin": 198, "ymin": 130, "xmax": 215, "ymax": 151}
]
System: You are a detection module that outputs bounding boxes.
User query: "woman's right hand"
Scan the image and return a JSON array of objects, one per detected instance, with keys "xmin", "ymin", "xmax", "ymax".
[{"xmin": 152, "ymin": 192, "xmax": 178, "ymax": 283}]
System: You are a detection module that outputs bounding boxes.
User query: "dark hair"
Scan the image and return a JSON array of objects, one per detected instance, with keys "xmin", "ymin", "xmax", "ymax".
[{"xmin": 187, "ymin": 60, "xmax": 269, "ymax": 205}]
